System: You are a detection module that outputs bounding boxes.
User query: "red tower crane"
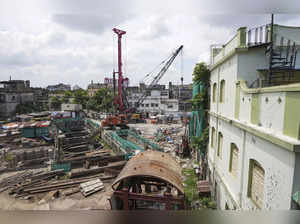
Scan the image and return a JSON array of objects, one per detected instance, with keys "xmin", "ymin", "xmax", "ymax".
[{"xmin": 113, "ymin": 28, "xmax": 126, "ymax": 112}]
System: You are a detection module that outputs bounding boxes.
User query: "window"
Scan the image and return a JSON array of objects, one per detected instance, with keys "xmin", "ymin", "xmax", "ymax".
[
  {"xmin": 145, "ymin": 104, "xmax": 149, "ymax": 107},
  {"xmin": 248, "ymin": 160, "xmax": 264, "ymax": 208},
  {"xmin": 151, "ymin": 103, "xmax": 155, "ymax": 107},
  {"xmin": 168, "ymin": 105, "xmax": 173, "ymax": 108},
  {"xmin": 212, "ymin": 83, "xmax": 217, "ymax": 102},
  {"xmin": 229, "ymin": 143, "xmax": 239, "ymax": 177},
  {"xmin": 217, "ymin": 132, "xmax": 223, "ymax": 159},
  {"xmin": 211, "ymin": 127, "xmax": 216, "ymax": 148},
  {"xmin": 220, "ymin": 80, "xmax": 225, "ymax": 103}
]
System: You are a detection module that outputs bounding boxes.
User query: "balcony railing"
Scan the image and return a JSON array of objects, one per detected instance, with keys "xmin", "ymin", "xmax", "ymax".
[{"xmin": 247, "ymin": 24, "xmax": 270, "ymax": 47}]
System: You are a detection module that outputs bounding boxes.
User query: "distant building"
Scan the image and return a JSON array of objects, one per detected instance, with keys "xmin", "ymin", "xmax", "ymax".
[
  {"xmin": 0, "ymin": 79, "xmax": 48, "ymax": 119},
  {"xmin": 127, "ymin": 82, "xmax": 192, "ymax": 114},
  {"xmin": 104, "ymin": 77, "xmax": 129, "ymax": 88},
  {"xmin": 46, "ymin": 83, "xmax": 71, "ymax": 92},
  {"xmin": 87, "ymin": 81, "xmax": 108, "ymax": 97},
  {"xmin": 72, "ymin": 85, "xmax": 82, "ymax": 91},
  {"xmin": 87, "ymin": 78, "xmax": 130, "ymax": 97}
]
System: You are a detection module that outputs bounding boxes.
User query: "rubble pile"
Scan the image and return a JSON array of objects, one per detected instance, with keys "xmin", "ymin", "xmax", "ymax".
[{"xmin": 153, "ymin": 127, "xmax": 184, "ymax": 154}]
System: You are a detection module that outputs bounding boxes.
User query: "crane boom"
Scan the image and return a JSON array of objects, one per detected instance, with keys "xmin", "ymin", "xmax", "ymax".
[{"xmin": 136, "ymin": 45, "xmax": 183, "ymax": 107}]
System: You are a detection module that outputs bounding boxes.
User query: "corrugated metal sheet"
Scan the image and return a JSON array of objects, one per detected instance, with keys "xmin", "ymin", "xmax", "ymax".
[
  {"xmin": 112, "ymin": 150, "xmax": 184, "ymax": 194},
  {"xmin": 80, "ymin": 178, "xmax": 104, "ymax": 197},
  {"xmin": 21, "ymin": 120, "xmax": 50, "ymax": 138},
  {"xmin": 51, "ymin": 163, "xmax": 71, "ymax": 172}
]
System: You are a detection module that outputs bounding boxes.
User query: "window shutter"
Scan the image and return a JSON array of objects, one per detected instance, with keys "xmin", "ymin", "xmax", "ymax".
[
  {"xmin": 230, "ymin": 145, "xmax": 239, "ymax": 176},
  {"xmin": 217, "ymin": 133, "xmax": 223, "ymax": 159},
  {"xmin": 251, "ymin": 162, "xmax": 264, "ymax": 208}
]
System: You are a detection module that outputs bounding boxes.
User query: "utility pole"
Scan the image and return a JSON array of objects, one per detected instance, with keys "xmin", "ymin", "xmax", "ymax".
[{"xmin": 113, "ymin": 28, "xmax": 126, "ymax": 112}]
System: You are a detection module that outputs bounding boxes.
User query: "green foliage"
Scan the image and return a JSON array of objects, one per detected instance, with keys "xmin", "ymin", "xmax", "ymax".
[
  {"xmin": 191, "ymin": 62, "xmax": 210, "ymax": 111},
  {"xmin": 192, "ymin": 62, "xmax": 210, "ymax": 84},
  {"xmin": 87, "ymin": 88, "xmax": 114, "ymax": 112},
  {"xmin": 50, "ymin": 96, "xmax": 62, "ymax": 110},
  {"xmin": 5, "ymin": 153, "xmax": 15, "ymax": 161},
  {"xmin": 60, "ymin": 174, "xmax": 70, "ymax": 180},
  {"xmin": 72, "ymin": 89, "xmax": 89, "ymax": 108},
  {"xmin": 191, "ymin": 91, "xmax": 207, "ymax": 110},
  {"xmin": 191, "ymin": 127, "xmax": 209, "ymax": 155},
  {"xmin": 200, "ymin": 197, "xmax": 217, "ymax": 209},
  {"xmin": 16, "ymin": 102, "xmax": 41, "ymax": 114},
  {"xmin": 62, "ymin": 90, "xmax": 73, "ymax": 103},
  {"xmin": 182, "ymin": 168, "xmax": 199, "ymax": 203}
]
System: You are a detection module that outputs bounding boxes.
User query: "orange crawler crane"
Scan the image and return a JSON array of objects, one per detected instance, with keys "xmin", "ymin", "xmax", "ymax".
[{"xmin": 101, "ymin": 114, "xmax": 128, "ymax": 128}]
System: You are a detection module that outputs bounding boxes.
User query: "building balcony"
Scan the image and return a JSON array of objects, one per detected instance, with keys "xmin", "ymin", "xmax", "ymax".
[{"xmin": 234, "ymin": 79, "xmax": 300, "ymax": 143}]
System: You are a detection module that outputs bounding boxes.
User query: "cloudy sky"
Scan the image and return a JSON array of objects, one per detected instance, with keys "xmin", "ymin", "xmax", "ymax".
[{"xmin": 1, "ymin": 0, "xmax": 300, "ymax": 88}]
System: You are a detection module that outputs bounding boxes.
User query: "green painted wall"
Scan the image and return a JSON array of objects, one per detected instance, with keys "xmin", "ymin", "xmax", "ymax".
[
  {"xmin": 251, "ymin": 94, "xmax": 260, "ymax": 125},
  {"xmin": 237, "ymin": 27, "xmax": 247, "ymax": 48},
  {"xmin": 22, "ymin": 127, "xmax": 35, "ymax": 138},
  {"xmin": 283, "ymin": 92, "xmax": 300, "ymax": 140},
  {"xmin": 234, "ymin": 83, "xmax": 240, "ymax": 119}
]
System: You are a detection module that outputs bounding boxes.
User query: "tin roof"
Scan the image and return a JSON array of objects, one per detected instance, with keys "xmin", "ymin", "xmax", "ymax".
[
  {"xmin": 20, "ymin": 121, "xmax": 50, "ymax": 128},
  {"xmin": 112, "ymin": 150, "xmax": 184, "ymax": 194},
  {"xmin": 1, "ymin": 122, "xmax": 19, "ymax": 130}
]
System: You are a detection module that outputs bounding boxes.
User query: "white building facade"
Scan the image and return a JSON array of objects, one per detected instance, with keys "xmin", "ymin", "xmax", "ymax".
[
  {"xmin": 208, "ymin": 24, "xmax": 300, "ymax": 210},
  {"xmin": 128, "ymin": 88, "xmax": 180, "ymax": 115}
]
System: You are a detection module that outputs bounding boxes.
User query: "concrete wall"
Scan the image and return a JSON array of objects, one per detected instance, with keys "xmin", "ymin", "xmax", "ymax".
[
  {"xmin": 0, "ymin": 92, "xmax": 34, "ymax": 118},
  {"xmin": 275, "ymin": 25, "xmax": 300, "ymax": 45},
  {"xmin": 258, "ymin": 92, "xmax": 286, "ymax": 133},
  {"xmin": 209, "ymin": 115, "xmax": 296, "ymax": 210},
  {"xmin": 241, "ymin": 131, "xmax": 295, "ymax": 210},
  {"xmin": 210, "ymin": 55, "xmax": 238, "ymax": 119},
  {"xmin": 237, "ymin": 48, "xmax": 269, "ymax": 85},
  {"xmin": 239, "ymin": 91, "xmax": 252, "ymax": 122}
]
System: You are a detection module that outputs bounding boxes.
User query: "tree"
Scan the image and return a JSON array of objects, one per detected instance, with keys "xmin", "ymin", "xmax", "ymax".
[
  {"xmin": 86, "ymin": 88, "xmax": 114, "ymax": 112},
  {"xmin": 87, "ymin": 97, "xmax": 97, "ymax": 111},
  {"xmin": 62, "ymin": 90, "xmax": 73, "ymax": 103},
  {"xmin": 72, "ymin": 89, "xmax": 89, "ymax": 109},
  {"xmin": 192, "ymin": 62, "xmax": 210, "ymax": 84},
  {"xmin": 50, "ymin": 96, "xmax": 62, "ymax": 110},
  {"xmin": 93, "ymin": 88, "xmax": 114, "ymax": 112},
  {"xmin": 15, "ymin": 102, "xmax": 39, "ymax": 114}
]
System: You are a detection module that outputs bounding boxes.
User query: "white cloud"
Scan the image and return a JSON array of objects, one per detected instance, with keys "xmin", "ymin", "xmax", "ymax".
[{"xmin": 0, "ymin": 0, "xmax": 300, "ymax": 89}]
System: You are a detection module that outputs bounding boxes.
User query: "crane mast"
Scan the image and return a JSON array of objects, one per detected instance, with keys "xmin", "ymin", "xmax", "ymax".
[{"xmin": 113, "ymin": 28, "xmax": 126, "ymax": 112}]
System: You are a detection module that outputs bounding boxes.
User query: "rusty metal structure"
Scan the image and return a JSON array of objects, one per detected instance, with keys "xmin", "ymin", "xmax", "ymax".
[{"xmin": 109, "ymin": 150, "xmax": 186, "ymax": 210}]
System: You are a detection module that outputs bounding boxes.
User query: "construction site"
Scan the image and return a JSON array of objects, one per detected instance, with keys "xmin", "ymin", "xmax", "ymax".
[{"xmin": 0, "ymin": 28, "xmax": 206, "ymax": 210}]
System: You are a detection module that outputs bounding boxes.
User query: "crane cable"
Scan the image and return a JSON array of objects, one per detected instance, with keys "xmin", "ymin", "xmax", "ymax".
[
  {"xmin": 181, "ymin": 47, "xmax": 184, "ymax": 80},
  {"xmin": 142, "ymin": 51, "xmax": 175, "ymax": 84}
]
